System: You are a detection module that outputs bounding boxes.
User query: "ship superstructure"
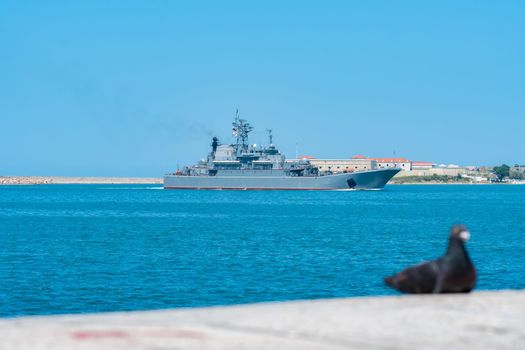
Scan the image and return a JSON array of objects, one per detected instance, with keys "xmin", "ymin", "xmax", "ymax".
[{"xmin": 164, "ymin": 114, "xmax": 400, "ymax": 190}]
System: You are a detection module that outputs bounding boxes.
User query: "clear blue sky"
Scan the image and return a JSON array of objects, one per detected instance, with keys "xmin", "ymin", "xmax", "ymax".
[{"xmin": 1, "ymin": 1, "xmax": 523, "ymax": 176}]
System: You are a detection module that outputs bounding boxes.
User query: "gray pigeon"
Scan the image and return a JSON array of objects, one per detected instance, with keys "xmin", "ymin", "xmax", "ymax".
[{"xmin": 384, "ymin": 225, "xmax": 476, "ymax": 294}]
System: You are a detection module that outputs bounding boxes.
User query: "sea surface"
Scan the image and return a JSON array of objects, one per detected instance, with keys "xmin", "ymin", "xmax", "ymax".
[{"xmin": 0, "ymin": 184, "xmax": 524, "ymax": 317}]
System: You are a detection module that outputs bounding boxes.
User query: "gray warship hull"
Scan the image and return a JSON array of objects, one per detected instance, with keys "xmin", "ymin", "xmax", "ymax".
[{"xmin": 164, "ymin": 168, "xmax": 400, "ymax": 190}]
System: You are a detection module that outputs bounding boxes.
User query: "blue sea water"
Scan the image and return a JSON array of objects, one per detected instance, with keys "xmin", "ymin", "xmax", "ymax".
[{"xmin": 0, "ymin": 184, "xmax": 524, "ymax": 317}]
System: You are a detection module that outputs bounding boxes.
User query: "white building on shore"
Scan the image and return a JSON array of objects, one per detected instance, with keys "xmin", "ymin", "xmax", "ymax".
[
  {"xmin": 300, "ymin": 156, "xmax": 377, "ymax": 173},
  {"xmin": 368, "ymin": 157, "xmax": 412, "ymax": 171},
  {"xmin": 411, "ymin": 161, "xmax": 435, "ymax": 170}
]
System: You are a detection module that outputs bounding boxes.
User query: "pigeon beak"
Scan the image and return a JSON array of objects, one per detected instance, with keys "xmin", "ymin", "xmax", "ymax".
[{"xmin": 459, "ymin": 231, "xmax": 471, "ymax": 241}]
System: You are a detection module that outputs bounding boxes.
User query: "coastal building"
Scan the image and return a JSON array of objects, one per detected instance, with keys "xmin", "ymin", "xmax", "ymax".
[
  {"xmin": 369, "ymin": 158, "xmax": 412, "ymax": 171},
  {"xmin": 298, "ymin": 155, "xmax": 481, "ymax": 177},
  {"xmin": 301, "ymin": 155, "xmax": 413, "ymax": 173},
  {"xmin": 411, "ymin": 161, "xmax": 435, "ymax": 170},
  {"xmin": 395, "ymin": 167, "xmax": 467, "ymax": 178},
  {"xmin": 510, "ymin": 165, "xmax": 525, "ymax": 179},
  {"xmin": 306, "ymin": 158, "xmax": 377, "ymax": 173}
]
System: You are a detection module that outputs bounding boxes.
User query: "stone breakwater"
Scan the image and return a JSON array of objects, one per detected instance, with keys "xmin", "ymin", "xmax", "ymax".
[{"xmin": 0, "ymin": 176, "xmax": 162, "ymax": 185}]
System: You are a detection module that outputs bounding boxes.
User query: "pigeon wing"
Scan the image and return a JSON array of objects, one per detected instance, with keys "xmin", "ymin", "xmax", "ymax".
[
  {"xmin": 384, "ymin": 260, "xmax": 441, "ymax": 294},
  {"xmin": 439, "ymin": 258, "xmax": 477, "ymax": 293}
]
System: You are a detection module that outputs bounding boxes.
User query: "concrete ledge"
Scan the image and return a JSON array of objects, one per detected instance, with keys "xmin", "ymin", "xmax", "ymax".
[{"xmin": 1, "ymin": 291, "xmax": 523, "ymax": 349}]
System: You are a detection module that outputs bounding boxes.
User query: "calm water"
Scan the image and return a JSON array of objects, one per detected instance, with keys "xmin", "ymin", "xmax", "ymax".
[{"xmin": 0, "ymin": 184, "xmax": 524, "ymax": 317}]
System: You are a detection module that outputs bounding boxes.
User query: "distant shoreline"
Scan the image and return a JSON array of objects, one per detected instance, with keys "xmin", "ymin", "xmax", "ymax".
[
  {"xmin": 387, "ymin": 182, "xmax": 525, "ymax": 186},
  {"xmin": 390, "ymin": 182, "xmax": 524, "ymax": 185},
  {"xmin": 2, "ymin": 176, "xmax": 523, "ymax": 186},
  {"xmin": 0, "ymin": 176, "xmax": 162, "ymax": 185}
]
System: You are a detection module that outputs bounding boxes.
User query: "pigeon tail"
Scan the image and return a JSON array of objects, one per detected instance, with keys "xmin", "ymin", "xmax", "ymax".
[{"xmin": 384, "ymin": 275, "xmax": 397, "ymax": 289}]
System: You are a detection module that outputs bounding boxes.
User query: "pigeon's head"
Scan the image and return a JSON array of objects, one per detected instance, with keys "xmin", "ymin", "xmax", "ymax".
[{"xmin": 450, "ymin": 224, "xmax": 470, "ymax": 242}]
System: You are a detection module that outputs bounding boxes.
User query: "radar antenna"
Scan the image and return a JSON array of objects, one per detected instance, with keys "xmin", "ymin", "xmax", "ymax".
[{"xmin": 232, "ymin": 110, "xmax": 253, "ymax": 156}]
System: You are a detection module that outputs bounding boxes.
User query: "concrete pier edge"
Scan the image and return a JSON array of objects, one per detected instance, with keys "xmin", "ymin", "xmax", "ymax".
[{"xmin": 1, "ymin": 290, "xmax": 523, "ymax": 349}]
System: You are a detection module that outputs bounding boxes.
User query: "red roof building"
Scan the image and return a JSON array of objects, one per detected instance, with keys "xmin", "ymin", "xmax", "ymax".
[
  {"xmin": 369, "ymin": 157, "xmax": 411, "ymax": 171},
  {"xmin": 370, "ymin": 157, "xmax": 410, "ymax": 163}
]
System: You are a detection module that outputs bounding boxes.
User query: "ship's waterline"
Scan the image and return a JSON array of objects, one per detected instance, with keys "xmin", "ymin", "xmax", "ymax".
[{"xmin": 164, "ymin": 116, "xmax": 400, "ymax": 190}]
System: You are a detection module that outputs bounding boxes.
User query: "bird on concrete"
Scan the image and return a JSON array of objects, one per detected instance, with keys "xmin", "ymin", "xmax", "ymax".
[{"xmin": 384, "ymin": 225, "xmax": 476, "ymax": 294}]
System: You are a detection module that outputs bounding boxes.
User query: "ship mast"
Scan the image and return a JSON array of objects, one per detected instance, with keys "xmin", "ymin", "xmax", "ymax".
[
  {"xmin": 232, "ymin": 110, "xmax": 253, "ymax": 156},
  {"xmin": 266, "ymin": 128, "xmax": 273, "ymax": 147}
]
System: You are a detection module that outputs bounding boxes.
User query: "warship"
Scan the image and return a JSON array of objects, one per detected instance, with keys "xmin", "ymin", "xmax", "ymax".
[{"xmin": 164, "ymin": 115, "xmax": 400, "ymax": 190}]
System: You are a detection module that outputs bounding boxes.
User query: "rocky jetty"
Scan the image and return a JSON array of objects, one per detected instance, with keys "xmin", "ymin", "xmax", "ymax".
[{"xmin": 0, "ymin": 176, "xmax": 162, "ymax": 185}]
